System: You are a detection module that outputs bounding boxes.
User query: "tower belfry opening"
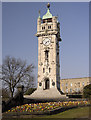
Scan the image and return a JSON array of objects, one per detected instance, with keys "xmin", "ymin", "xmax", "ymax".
[{"xmin": 43, "ymin": 18, "xmax": 52, "ymax": 23}]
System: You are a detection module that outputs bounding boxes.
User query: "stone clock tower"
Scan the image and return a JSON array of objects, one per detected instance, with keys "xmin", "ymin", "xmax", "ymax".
[
  {"xmin": 24, "ymin": 3, "xmax": 66, "ymax": 100},
  {"xmin": 36, "ymin": 3, "xmax": 61, "ymax": 91}
]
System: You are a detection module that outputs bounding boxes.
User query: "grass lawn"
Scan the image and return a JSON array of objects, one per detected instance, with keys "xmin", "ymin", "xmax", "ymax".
[
  {"xmin": 36, "ymin": 106, "xmax": 90, "ymax": 118},
  {"xmin": 2, "ymin": 106, "xmax": 91, "ymax": 120}
]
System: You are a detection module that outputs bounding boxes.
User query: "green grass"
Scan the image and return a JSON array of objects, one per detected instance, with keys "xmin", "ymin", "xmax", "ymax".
[
  {"xmin": 2, "ymin": 106, "xmax": 90, "ymax": 120},
  {"xmin": 37, "ymin": 106, "xmax": 90, "ymax": 118}
]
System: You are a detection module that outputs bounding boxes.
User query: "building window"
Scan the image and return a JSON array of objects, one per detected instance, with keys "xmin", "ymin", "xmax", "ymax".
[
  {"xmin": 48, "ymin": 26, "xmax": 51, "ymax": 29},
  {"xmin": 43, "ymin": 68, "xmax": 45, "ymax": 73},
  {"xmin": 78, "ymin": 82, "xmax": 80, "ymax": 87},
  {"xmin": 75, "ymin": 83, "xmax": 77, "ymax": 87},
  {"xmin": 78, "ymin": 88, "xmax": 80, "ymax": 92},
  {"xmin": 45, "ymin": 50, "xmax": 49, "ymax": 61},
  {"xmin": 75, "ymin": 88, "xmax": 80, "ymax": 93},
  {"xmin": 70, "ymin": 88, "xmax": 72, "ymax": 93},
  {"xmin": 66, "ymin": 88, "xmax": 68, "ymax": 93},
  {"xmin": 82, "ymin": 82, "xmax": 85, "ymax": 87},
  {"xmin": 49, "ymin": 68, "xmax": 51, "ymax": 73},
  {"xmin": 75, "ymin": 88, "xmax": 77, "ymax": 92},
  {"xmin": 66, "ymin": 83, "xmax": 68, "ymax": 87},
  {"xmin": 42, "ymin": 26, "xmax": 45, "ymax": 30}
]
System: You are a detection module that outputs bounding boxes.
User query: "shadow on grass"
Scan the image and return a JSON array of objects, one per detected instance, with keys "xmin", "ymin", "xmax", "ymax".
[{"xmin": 1, "ymin": 118, "xmax": 90, "ymax": 120}]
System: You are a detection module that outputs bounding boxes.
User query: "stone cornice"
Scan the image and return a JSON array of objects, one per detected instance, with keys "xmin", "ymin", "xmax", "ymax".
[{"xmin": 35, "ymin": 31, "xmax": 58, "ymax": 37}]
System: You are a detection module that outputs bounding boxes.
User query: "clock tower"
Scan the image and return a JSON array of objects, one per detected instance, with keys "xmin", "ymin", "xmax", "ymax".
[
  {"xmin": 24, "ymin": 3, "xmax": 67, "ymax": 100},
  {"xmin": 36, "ymin": 3, "xmax": 61, "ymax": 91}
]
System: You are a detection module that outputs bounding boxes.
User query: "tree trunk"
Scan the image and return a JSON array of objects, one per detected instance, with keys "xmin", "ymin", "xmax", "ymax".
[{"xmin": 10, "ymin": 90, "xmax": 13, "ymax": 98}]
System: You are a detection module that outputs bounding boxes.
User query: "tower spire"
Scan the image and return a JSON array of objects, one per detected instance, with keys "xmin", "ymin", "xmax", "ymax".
[{"xmin": 42, "ymin": 3, "xmax": 52, "ymax": 20}]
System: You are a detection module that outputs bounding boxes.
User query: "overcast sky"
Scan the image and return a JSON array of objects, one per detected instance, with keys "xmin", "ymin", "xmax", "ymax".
[{"xmin": 2, "ymin": 2, "xmax": 89, "ymax": 84}]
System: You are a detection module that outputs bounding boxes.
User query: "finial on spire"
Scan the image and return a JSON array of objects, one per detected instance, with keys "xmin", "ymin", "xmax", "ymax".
[
  {"xmin": 47, "ymin": 3, "xmax": 50, "ymax": 9},
  {"xmin": 38, "ymin": 10, "xmax": 41, "ymax": 18},
  {"xmin": 39, "ymin": 10, "xmax": 40, "ymax": 14}
]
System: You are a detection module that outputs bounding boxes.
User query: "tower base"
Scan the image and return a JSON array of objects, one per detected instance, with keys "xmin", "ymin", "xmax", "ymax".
[{"xmin": 24, "ymin": 88, "xmax": 67, "ymax": 101}]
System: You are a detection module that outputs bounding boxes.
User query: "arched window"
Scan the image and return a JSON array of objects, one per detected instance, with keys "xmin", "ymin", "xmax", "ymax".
[
  {"xmin": 42, "ymin": 26, "xmax": 45, "ymax": 30},
  {"xmin": 43, "ymin": 68, "xmax": 45, "ymax": 73},
  {"xmin": 48, "ymin": 26, "xmax": 51, "ymax": 29},
  {"xmin": 45, "ymin": 50, "xmax": 49, "ymax": 61},
  {"xmin": 49, "ymin": 68, "xmax": 51, "ymax": 73}
]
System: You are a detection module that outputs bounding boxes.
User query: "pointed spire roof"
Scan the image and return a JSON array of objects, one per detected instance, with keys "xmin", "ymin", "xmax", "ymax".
[{"xmin": 42, "ymin": 3, "xmax": 52, "ymax": 20}]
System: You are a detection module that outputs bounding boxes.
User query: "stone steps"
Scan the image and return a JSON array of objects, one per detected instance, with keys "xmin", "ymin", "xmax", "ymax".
[{"xmin": 24, "ymin": 88, "xmax": 67, "ymax": 100}]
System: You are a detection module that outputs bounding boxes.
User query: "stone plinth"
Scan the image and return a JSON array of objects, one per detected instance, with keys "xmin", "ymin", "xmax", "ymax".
[{"xmin": 24, "ymin": 88, "xmax": 67, "ymax": 101}]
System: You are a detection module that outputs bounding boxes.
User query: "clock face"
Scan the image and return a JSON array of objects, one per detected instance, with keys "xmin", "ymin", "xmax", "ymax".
[{"xmin": 43, "ymin": 38, "xmax": 50, "ymax": 46}]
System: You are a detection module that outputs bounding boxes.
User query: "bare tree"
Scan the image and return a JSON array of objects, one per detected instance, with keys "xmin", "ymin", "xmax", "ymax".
[
  {"xmin": 2, "ymin": 88, "xmax": 10, "ymax": 100},
  {"xmin": 2, "ymin": 56, "xmax": 35, "ymax": 98}
]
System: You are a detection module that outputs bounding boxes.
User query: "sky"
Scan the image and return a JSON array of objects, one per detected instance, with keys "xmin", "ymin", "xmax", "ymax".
[
  {"xmin": 0, "ymin": 2, "xmax": 1, "ymax": 57},
  {"xmin": 2, "ymin": 2, "xmax": 89, "ymax": 85},
  {"xmin": 90, "ymin": 1, "xmax": 91, "ymax": 77}
]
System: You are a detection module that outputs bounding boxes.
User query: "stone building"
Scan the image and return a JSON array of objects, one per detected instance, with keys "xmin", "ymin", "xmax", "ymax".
[
  {"xmin": 36, "ymin": 3, "xmax": 61, "ymax": 91},
  {"xmin": 60, "ymin": 77, "xmax": 91, "ymax": 95},
  {"xmin": 24, "ymin": 3, "xmax": 67, "ymax": 100}
]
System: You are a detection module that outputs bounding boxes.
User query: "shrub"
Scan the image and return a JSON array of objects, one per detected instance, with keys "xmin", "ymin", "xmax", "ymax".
[
  {"xmin": 83, "ymin": 84, "xmax": 91, "ymax": 98},
  {"xmin": 24, "ymin": 88, "xmax": 36, "ymax": 95}
]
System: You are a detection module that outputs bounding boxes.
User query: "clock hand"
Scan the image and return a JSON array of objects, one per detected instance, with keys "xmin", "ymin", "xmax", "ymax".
[{"xmin": 45, "ymin": 41, "xmax": 48, "ymax": 44}]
